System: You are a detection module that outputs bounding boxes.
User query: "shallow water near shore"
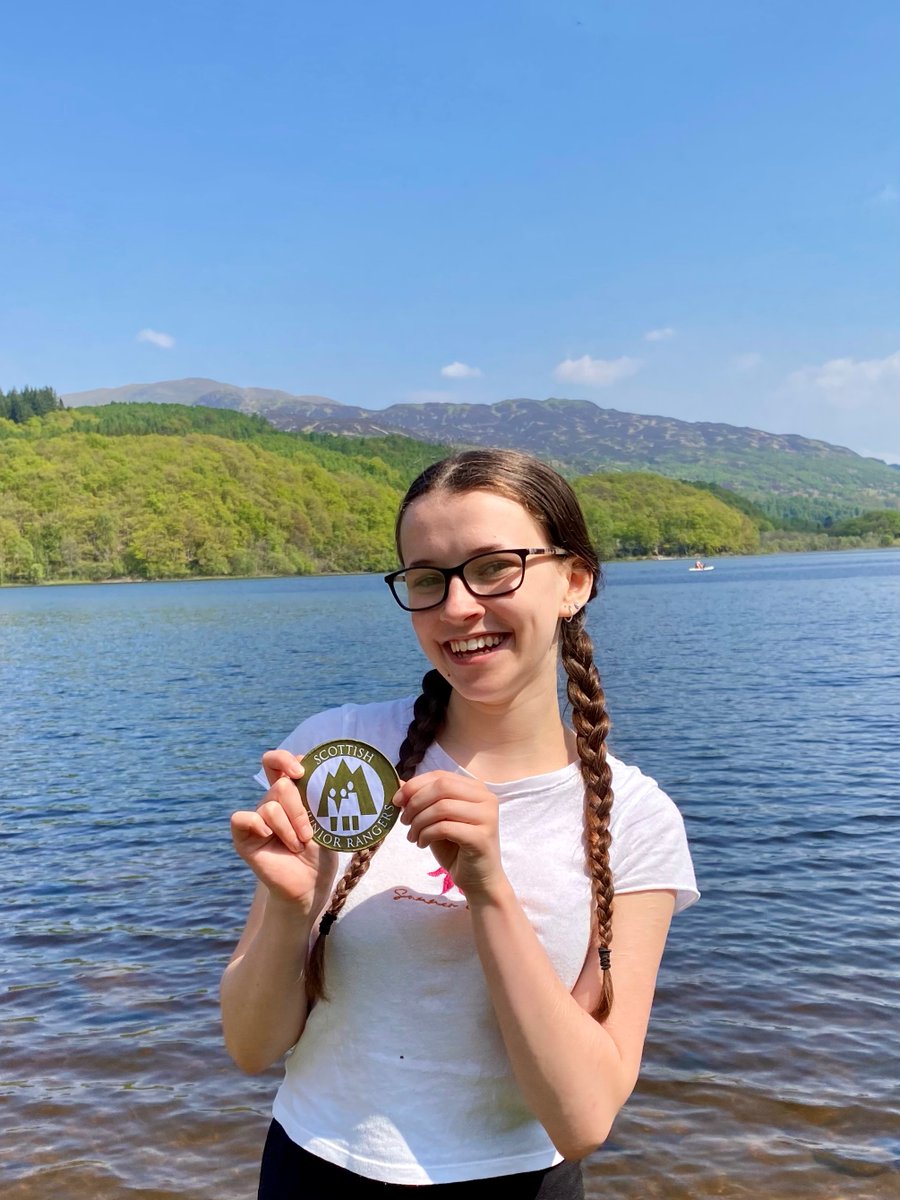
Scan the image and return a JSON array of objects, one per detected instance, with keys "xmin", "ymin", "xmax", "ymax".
[{"xmin": 2, "ymin": 550, "xmax": 899, "ymax": 1199}]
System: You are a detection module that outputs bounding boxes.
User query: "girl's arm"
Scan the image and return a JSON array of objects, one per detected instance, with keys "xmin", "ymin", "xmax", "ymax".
[
  {"xmin": 469, "ymin": 884, "xmax": 675, "ymax": 1160},
  {"xmin": 395, "ymin": 769, "xmax": 676, "ymax": 1159},
  {"xmin": 220, "ymin": 883, "xmax": 316, "ymax": 1073},
  {"xmin": 220, "ymin": 750, "xmax": 338, "ymax": 1074}
]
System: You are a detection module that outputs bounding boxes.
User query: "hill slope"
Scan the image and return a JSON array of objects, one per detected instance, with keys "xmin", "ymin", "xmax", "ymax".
[
  {"xmin": 0, "ymin": 404, "xmax": 761, "ymax": 583},
  {"xmin": 61, "ymin": 381, "xmax": 900, "ymax": 520},
  {"xmin": 64, "ymin": 377, "xmax": 345, "ymax": 416},
  {"xmin": 300, "ymin": 397, "xmax": 900, "ymax": 517}
]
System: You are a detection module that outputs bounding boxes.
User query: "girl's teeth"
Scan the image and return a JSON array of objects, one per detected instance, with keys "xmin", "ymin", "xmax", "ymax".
[{"xmin": 450, "ymin": 635, "xmax": 502, "ymax": 653}]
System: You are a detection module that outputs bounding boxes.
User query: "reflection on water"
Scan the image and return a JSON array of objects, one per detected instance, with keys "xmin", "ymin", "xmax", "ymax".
[{"xmin": 2, "ymin": 553, "xmax": 899, "ymax": 1198}]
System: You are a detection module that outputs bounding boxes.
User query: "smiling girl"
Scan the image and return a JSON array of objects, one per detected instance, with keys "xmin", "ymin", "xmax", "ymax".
[{"xmin": 221, "ymin": 449, "xmax": 698, "ymax": 1199}]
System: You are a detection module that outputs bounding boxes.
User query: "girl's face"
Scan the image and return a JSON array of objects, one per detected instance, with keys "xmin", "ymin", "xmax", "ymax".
[{"xmin": 397, "ymin": 488, "xmax": 591, "ymax": 712}]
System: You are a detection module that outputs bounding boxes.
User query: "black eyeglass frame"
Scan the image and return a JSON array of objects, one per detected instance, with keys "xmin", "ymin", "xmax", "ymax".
[{"xmin": 383, "ymin": 547, "xmax": 570, "ymax": 612}]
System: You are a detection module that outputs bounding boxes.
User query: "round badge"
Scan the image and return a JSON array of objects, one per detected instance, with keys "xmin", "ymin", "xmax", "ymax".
[{"xmin": 294, "ymin": 739, "xmax": 400, "ymax": 851}]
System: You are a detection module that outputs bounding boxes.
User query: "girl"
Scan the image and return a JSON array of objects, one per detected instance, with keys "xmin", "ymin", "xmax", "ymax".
[{"xmin": 222, "ymin": 449, "xmax": 698, "ymax": 1199}]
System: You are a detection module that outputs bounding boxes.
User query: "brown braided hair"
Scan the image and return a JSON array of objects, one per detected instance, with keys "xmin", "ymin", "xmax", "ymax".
[
  {"xmin": 307, "ymin": 449, "xmax": 615, "ymax": 1022},
  {"xmin": 561, "ymin": 615, "xmax": 615, "ymax": 1022}
]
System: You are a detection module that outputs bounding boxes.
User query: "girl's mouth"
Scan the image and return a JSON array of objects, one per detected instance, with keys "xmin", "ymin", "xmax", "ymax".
[{"xmin": 447, "ymin": 634, "xmax": 508, "ymax": 658}]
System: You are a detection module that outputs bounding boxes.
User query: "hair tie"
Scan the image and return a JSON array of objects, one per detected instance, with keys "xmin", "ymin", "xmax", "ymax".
[
  {"xmin": 318, "ymin": 912, "xmax": 337, "ymax": 937},
  {"xmin": 598, "ymin": 947, "xmax": 611, "ymax": 972}
]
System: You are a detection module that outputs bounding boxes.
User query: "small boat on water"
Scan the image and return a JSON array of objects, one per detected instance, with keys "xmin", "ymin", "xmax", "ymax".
[{"xmin": 689, "ymin": 562, "xmax": 715, "ymax": 572}]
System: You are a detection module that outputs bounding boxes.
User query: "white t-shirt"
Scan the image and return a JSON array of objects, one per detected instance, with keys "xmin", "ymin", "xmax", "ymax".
[{"xmin": 253, "ymin": 696, "xmax": 699, "ymax": 1185}]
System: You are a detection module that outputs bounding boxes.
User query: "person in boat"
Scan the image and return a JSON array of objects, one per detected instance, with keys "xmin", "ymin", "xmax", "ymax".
[
  {"xmin": 221, "ymin": 448, "xmax": 699, "ymax": 1200},
  {"xmin": 694, "ymin": 560, "xmax": 705, "ymax": 569}
]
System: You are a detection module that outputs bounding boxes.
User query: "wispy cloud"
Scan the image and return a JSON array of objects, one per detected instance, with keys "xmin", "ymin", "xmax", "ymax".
[
  {"xmin": 554, "ymin": 355, "xmax": 641, "ymax": 387},
  {"xmin": 644, "ymin": 327, "xmax": 675, "ymax": 342},
  {"xmin": 440, "ymin": 361, "xmax": 482, "ymax": 379},
  {"xmin": 787, "ymin": 351, "xmax": 900, "ymax": 408},
  {"xmin": 868, "ymin": 184, "xmax": 899, "ymax": 207},
  {"xmin": 137, "ymin": 328, "xmax": 175, "ymax": 349},
  {"xmin": 778, "ymin": 349, "xmax": 900, "ymax": 460},
  {"xmin": 733, "ymin": 352, "xmax": 762, "ymax": 371}
]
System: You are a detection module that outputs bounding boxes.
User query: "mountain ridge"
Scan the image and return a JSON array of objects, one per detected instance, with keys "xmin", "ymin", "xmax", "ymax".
[
  {"xmin": 60, "ymin": 378, "xmax": 900, "ymax": 516},
  {"xmin": 62, "ymin": 378, "xmax": 864, "ymax": 458},
  {"xmin": 63, "ymin": 378, "xmax": 343, "ymax": 413}
]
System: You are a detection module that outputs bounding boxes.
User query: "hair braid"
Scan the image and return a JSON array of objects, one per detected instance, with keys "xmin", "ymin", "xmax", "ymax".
[
  {"xmin": 305, "ymin": 669, "xmax": 451, "ymax": 1004},
  {"xmin": 562, "ymin": 615, "xmax": 615, "ymax": 1024},
  {"xmin": 396, "ymin": 669, "xmax": 452, "ymax": 782}
]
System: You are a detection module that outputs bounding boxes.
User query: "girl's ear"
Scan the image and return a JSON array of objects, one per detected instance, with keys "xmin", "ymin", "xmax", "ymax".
[{"xmin": 560, "ymin": 559, "xmax": 594, "ymax": 620}]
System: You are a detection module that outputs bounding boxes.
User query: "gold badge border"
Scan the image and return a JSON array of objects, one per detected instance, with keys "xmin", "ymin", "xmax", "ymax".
[{"xmin": 295, "ymin": 738, "xmax": 400, "ymax": 851}]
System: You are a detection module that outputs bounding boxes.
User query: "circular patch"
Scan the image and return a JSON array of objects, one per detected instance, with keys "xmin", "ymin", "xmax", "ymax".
[{"xmin": 294, "ymin": 739, "xmax": 400, "ymax": 852}]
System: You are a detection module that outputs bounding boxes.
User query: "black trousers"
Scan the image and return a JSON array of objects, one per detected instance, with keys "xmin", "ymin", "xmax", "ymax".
[{"xmin": 258, "ymin": 1120, "xmax": 585, "ymax": 1200}]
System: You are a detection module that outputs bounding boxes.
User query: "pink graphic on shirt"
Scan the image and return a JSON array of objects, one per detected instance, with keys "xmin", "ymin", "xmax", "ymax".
[{"xmin": 428, "ymin": 866, "xmax": 463, "ymax": 895}]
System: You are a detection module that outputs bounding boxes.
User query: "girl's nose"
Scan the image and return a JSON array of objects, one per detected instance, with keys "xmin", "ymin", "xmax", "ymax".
[{"xmin": 441, "ymin": 574, "xmax": 483, "ymax": 619}]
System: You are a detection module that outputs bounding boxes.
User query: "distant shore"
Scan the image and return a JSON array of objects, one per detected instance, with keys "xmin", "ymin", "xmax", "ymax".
[{"xmin": 4, "ymin": 542, "xmax": 899, "ymax": 589}]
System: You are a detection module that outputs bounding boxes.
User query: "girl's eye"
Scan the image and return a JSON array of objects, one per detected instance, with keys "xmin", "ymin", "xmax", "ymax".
[
  {"xmin": 407, "ymin": 571, "xmax": 444, "ymax": 592},
  {"xmin": 469, "ymin": 555, "xmax": 520, "ymax": 583}
]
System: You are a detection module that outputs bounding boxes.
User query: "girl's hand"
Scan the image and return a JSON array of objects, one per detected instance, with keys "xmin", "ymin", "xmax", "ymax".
[
  {"xmin": 230, "ymin": 750, "xmax": 338, "ymax": 913},
  {"xmin": 394, "ymin": 770, "xmax": 506, "ymax": 900}
]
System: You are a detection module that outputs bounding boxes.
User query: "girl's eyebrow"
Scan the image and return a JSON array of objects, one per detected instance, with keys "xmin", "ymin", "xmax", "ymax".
[{"xmin": 406, "ymin": 544, "xmax": 507, "ymax": 569}]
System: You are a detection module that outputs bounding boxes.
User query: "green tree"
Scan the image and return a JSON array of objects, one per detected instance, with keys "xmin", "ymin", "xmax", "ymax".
[{"xmin": 0, "ymin": 386, "xmax": 63, "ymax": 423}]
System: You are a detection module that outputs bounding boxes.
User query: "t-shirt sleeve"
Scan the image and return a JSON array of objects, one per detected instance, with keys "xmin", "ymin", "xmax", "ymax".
[
  {"xmin": 608, "ymin": 755, "xmax": 700, "ymax": 914},
  {"xmin": 251, "ymin": 705, "xmax": 351, "ymax": 791}
]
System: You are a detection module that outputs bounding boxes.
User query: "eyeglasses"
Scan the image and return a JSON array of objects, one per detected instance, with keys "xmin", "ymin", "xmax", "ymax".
[{"xmin": 384, "ymin": 548, "xmax": 569, "ymax": 612}]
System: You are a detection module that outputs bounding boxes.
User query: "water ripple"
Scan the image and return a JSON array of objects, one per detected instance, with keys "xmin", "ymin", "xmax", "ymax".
[{"xmin": 2, "ymin": 552, "xmax": 899, "ymax": 1198}]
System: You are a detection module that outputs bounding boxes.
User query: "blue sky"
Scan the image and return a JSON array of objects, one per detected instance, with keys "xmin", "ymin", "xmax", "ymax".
[{"xmin": 2, "ymin": 1, "xmax": 898, "ymax": 459}]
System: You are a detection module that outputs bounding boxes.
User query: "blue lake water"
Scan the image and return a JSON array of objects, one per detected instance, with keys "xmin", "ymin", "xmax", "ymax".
[{"xmin": 1, "ymin": 550, "xmax": 899, "ymax": 1199}]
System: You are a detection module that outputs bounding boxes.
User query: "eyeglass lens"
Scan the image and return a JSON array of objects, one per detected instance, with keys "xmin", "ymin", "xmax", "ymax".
[{"xmin": 397, "ymin": 551, "xmax": 526, "ymax": 609}]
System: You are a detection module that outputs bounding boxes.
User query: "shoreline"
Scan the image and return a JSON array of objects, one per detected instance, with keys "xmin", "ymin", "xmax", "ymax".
[{"xmin": 3, "ymin": 542, "xmax": 898, "ymax": 589}]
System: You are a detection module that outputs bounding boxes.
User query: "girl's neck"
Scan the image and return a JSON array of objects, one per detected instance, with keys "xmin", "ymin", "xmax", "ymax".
[{"xmin": 437, "ymin": 690, "xmax": 576, "ymax": 783}]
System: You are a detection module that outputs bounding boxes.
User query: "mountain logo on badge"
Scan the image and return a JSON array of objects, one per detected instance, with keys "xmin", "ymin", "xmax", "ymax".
[{"xmin": 296, "ymin": 739, "xmax": 400, "ymax": 851}]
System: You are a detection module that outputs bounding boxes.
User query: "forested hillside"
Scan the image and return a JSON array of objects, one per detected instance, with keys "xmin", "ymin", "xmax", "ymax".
[
  {"xmin": 0, "ymin": 406, "xmax": 452, "ymax": 582},
  {"xmin": 61, "ymin": 380, "xmax": 900, "ymax": 523},
  {"xmin": 574, "ymin": 473, "xmax": 760, "ymax": 559},
  {"xmin": 0, "ymin": 403, "xmax": 778, "ymax": 583}
]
